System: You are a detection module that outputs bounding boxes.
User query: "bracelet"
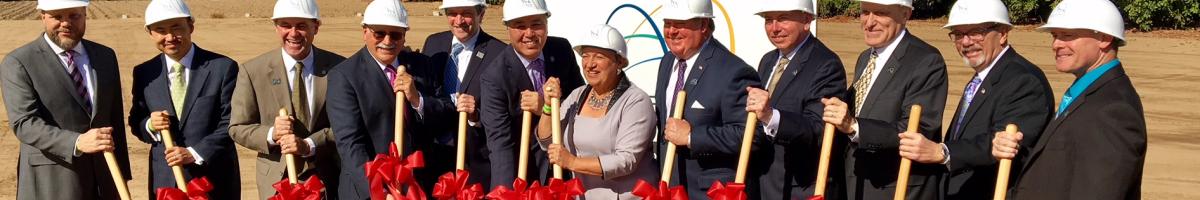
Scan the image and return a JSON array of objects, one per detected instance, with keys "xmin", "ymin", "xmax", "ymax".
[{"xmin": 542, "ymin": 104, "xmax": 552, "ymax": 115}]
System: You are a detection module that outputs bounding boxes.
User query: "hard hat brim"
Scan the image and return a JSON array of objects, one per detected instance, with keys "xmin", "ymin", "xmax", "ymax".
[{"xmin": 37, "ymin": 2, "xmax": 89, "ymax": 11}]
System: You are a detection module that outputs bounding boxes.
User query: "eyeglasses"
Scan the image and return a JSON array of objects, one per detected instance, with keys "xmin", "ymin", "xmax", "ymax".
[
  {"xmin": 368, "ymin": 28, "xmax": 405, "ymax": 40},
  {"xmin": 948, "ymin": 24, "xmax": 998, "ymax": 42}
]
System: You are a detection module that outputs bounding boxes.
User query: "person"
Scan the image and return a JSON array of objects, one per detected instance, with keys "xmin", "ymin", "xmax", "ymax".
[
  {"xmin": 478, "ymin": 0, "xmax": 585, "ymax": 189},
  {"xmin": 128, "ymin": 0, "xmax": 241, "ymax": 198},
  {"xmin": 992, "ymin": 0, "xmax": 1146, "ymax": 198},
  {"xmin": 820, "ymin": 0, "xmax": 949, "ymax": 199},
  {"xmin": 1, "ymin": 0, "xmax": 131, "ymax": 199},
  {"xmin": 417, "ymin": 0, "xmax": 509, "ymax": 189},
  {"xmin": 327, "ymin": 0, "xmax": 435, "ymax": 199},
  {"xmin": 653, "ymin": 0, "xmax": 762, "ymax": 198},
  {"xmin": 229, "ymin": 0, "xmax": 346, "ymax": 198},
  {"xmin": 745, "ymin": 0, "xmax": 848, "ymax": 199},
  {"xmin": 926, "ymin": 1, "xmax": 1054, "ymax": 199},
  {"xmin": 525, "ymin": 25, "xmax": 658, "ymax": 199}
]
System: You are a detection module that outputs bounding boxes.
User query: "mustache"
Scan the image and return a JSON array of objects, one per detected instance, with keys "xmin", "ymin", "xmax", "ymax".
[{"xmin": 375, "ymin": 43, "xmax": 395, "ymax": 49}]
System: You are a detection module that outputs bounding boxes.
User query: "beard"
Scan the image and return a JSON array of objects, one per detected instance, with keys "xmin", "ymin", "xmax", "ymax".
[{"xmin": 47, "ymin": 28, "xmax": 83, "ymax": 50}]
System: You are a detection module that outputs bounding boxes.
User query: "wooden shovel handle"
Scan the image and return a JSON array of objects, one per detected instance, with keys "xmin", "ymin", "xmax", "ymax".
[
  {"xmin": 160, "ymin": 128, "xmax": 189, "ymax": 192},
  {"xmin": 551, "ymin": 98, "xmax": 563, "ymax": 179},
  {"xmin": 813, "ymin": 123, "xmax": 836, "ymax": 196},
  {"xmin": 734, "ymin": 112, "xmax": 758, "ymax": 183},
  {"xmin": 894, "ymin": 104, "xmax": 922, "ymax": 200},
  {"xmin": 456, "ymin": 111, "xmax": 468, "ymax": 170},
  {"xmin": 518, "ymin": 111, "xmax": 532, "ymax": 180},
  {"xmin": 660, "ymin": 91, "xmax": 687, "ymax": 183},
  {"xmin": 279, "ymin": 109, "xmax": 299, "ymax": 185},
  {"xmin": 994, "ymin": 124, "xmax": 1018, "ymax": 200},
  {"xmin": 103, "ymin": 150, "xmax": 131, "ymax": 200}
]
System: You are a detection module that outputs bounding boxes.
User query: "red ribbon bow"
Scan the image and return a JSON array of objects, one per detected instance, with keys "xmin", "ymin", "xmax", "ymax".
[
  {"xmin": 705, "ymin": 181, "xmax": 746, "ymax": 200},
  {"xmin": 433, "ymin": 169, "xmax": 484, "ymax": 200},
  {"xmin": 485, "ymin": 178, "xmax": 552, "ymax": 200},
  {"xmin": 544, "ymin": 178, "xmax": 584, "ymax": 200},
  {"xmin": 631, "ymin": 180, "xmax": 688, "ymax": 200},
  {"xmin": 156, "ymin": 176, "xmax": 214, "ymax": 200},
  {"xmin": 268, "ymin": 175, "xmax": 325, "ymax": 200},
  {"xmin": 365, "ymin": 143, "xmax": 427, "ymax": 200}
]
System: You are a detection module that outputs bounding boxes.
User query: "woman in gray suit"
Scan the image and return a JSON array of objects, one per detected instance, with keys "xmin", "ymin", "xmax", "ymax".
[{"xmin": 519, "ymin": 25, "xmax": 658, "ymax": 199}]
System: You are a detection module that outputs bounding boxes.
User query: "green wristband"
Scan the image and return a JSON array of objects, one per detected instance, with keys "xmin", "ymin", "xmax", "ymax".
[{"xmin": 543, "ymin": 104, "xmax": 552, "ymax": 115}]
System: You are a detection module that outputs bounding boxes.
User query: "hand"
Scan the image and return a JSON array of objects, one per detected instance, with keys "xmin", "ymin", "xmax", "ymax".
[
  {"xmin": 273, "ymin": 114, "xmax": 293, "ymax": 142},
  {"xmin": 542, "ymin": 77, "xmax": 561, "ymax": 104},
  {"xmin": 546, "ymin": 144, "xmax": 575, "ymax": 170},
  {"xmin": 664, "ymin": 118, "xmax": 691, "ymax": 146},
  {"xmin": 519, "ymin": 90, "xmax": 545, "ymax": 115},
  {"xmin": 148, "ymin": 111, "xmax": 171, "ymax": 132},
  {"xmin": 164, "ymin": 147, "xmax": 196, "ymax": 166},
  {"xmin": 821, "ymin": 97, "xmax": 855, "ymax": 134},
  {"xmin": 278, "ymin": 134, "xmax": 311, "ymax": 156},
  {"xmin": 992, "ymin": 131, "xmax": 1024, "ymax": 160},
  {"xmin": 745, "ymin": 87, "xmax": 773, "ymax": 122},
  {"xmin": 76, "ymin": 127, "xmax": 115, "ymax": 154},
  {"xmin": 393, "ymin": 67, "xmax": 421, "ymax": 106},
  {"xmin": 898, "ymin": 132, "xmax": 945, "ymax": 164},
  {"xmin": 456, "ymin": 93, "xmax": 479, "ymax": 122}
]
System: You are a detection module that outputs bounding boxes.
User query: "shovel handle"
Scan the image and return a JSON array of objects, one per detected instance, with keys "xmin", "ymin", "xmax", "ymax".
[
  {"xmin": 994, "ymin": 124, "xmax": 1018, "ymax": 200},
  {"xmin": 894, "ymin": 104, "xmax": 922, "ymax": 200},
  {"xmin": 661, "ymin": 91, "xmax": 687, "ymax": 183},
  {"xmin": 279, "ymin": 109, "xmax": 299, "ymax": 185}
]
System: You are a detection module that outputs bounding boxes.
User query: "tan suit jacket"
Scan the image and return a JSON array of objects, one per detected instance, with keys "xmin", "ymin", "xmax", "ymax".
[{"xmin": 230, "ymin": 47, "xmax": 345, "ymax": 199}]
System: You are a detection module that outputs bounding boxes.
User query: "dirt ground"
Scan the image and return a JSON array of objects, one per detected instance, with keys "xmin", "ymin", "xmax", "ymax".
[{"xmin": 0, "ymin": 1, "xmax": 1197, "ymax": 199}]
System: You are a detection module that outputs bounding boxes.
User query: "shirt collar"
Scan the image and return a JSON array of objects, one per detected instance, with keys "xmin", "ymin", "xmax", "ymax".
[
  {"xmin": 281, "ymin": 47, "xmax": 316, "ymax": 73},
  {"xmin": 42, "ymin": 33, "xmax": 86, "ymax": 56},
  {"xmin": 451, "ymin": 30, "xmax": 480, "ymax": 50},
  {"xmin": 163, "ymin": 45, "xmax": 197, "ymax": 72}
]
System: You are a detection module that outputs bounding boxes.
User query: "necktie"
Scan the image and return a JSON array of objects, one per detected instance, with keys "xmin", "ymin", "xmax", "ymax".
[
  {"xmin": 951, "ymin": 77, "xmax": 983, "ymax": 139},
  {"xmin": 65, "ymin": 50, "xmax": 91, "ymax": 114},
  {"xmin": 445, "ymin": 43, "xmax": 465, "ymax": 97},
  {"xmin": 853, "ymin": 52, "xmax": 878, "ymax": 115},
  {"xmin": 292, "ymin": 62, "xmax": 310, "ymax": 125},
  {"xmin": 766, "ymin": 57, "xmax": 790, "ymax": 93},
  {"xmin": 384, "ymin": 64, "xmax": 398, "ymax": 90},
  {"xmin": 528, "ymin": 58, "xmax": 546, "ymax": 96},
  {"xmin": 671, "ymin": 59, "xmax": 687, "ymax": 114},
  {"xmin": 170, "ymin": 62, "xmax": 186, "ymax": 114}
]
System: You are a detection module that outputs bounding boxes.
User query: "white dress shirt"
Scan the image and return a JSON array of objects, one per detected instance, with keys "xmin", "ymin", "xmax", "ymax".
[{"xmin": 266, "ymin": 48, "xmax": 319, "ymax": 157}]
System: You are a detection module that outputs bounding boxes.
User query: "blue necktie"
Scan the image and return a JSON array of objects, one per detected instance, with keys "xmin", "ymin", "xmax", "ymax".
[
  {"xmin": 952, "ymin": 77, "xmax": 982, "ymax": 139},
  {"xmin": 445, "ymin": 43, "xmax": 465, "ymax": 97}
]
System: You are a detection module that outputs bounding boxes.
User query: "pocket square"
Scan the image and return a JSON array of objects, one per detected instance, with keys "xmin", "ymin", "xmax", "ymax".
[{"xmin": 690, "ymin": 101, "xmax": 705, "ymax": 109}]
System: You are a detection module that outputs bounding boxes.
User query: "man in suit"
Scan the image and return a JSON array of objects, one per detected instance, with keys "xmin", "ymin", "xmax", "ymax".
[
  {"xmin": 1, "ymin": 0, "xmax": 131, "ymax": 199},
  {"xmin": 653, "ymin": 0, "xmax": 762, "ymax": 198},
  {"xmin": 993, "ymin": 0, "xmax": 1146, "ymax": 199},
  {"xmin": 327, "ymin": 1, "xmax": 435, "ymax": 199},
  {"xmin": 128, "ymin": 0, "xmax": 240, "ymax": 199},
  {"xmin": 745, "ymin": 0, "xmax": 848, "ymax": 199},
  {"xmin": 478, "ymin": 0, "xmax": 584, "ymax": 189},
  {"xmin": 820, "ymin": 0, "xmax": 949, "ymax": 199},
  {"xmin": 899, "ymin": 1, "xmax": 1054, "ymax": 199},
  {"xmin": 229, "ymin": 0, "xmax": 346, "ymax": 198},
  {"xmin": 417, "ymin": 0, "xmax": 508, "ymax": 190}
]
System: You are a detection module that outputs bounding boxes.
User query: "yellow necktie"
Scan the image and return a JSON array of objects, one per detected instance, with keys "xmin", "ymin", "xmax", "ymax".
[
  {"xmin": 292, "ymin": 62, "xmax": 310, "ymax": 125},
  {"xmin": 766, "ymin": 57, "xmax": 790, "ymax": 93},
  {"xmin": 854, "ymin": 53, "xmax": 878, "ymax": 115},
  {"xmin": 170, "ymin": 63, "xmax": 186, "ymax": 114}
]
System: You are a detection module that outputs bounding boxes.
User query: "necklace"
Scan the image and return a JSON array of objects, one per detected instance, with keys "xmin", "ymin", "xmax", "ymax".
[{"xmin": 587, "ymin": 91, "xmax": 613, "ymax": 110}]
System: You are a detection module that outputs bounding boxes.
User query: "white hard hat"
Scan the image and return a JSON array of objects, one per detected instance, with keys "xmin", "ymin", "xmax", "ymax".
[
  {"xmin": 573, "ymin": 25, "xmax": 628, "ymax": 60},
  {"xmin": 857, "ymin": 0, "xmax": 913, "ymax": 9},
  {"xmin": 440, "ymin": 0, "xmax": 485, "ymax": 9},
  {"xmin": 362, "ymin": 0, "xmax": 409, "ymax": 28},
  {"xmin": 144, "ymin": 0, "xmax": 191, "ymax": 26},
  {"xmin": 273, "ymin": 0, "xmax": 320, "ymax": 20},
  {"xmin": 1037, "ymin": 0, "xmax": 1125, "ymax": 45},
  {"xmin": 662, "ymin": 0, "xmax": 714, "ymax": 20},
  {"xmin": 757, "ymin": 0, "xmax": 815, "ymax": 16},
  {"xmin": 37, "ymin": 0, "xmax": 88, "ymax": 11},
  {"xmin": 943, "ymin": 0, "xmax": 1011, "ymax": 28},
  {"xmin": 503, "ymin": 0, "xmax": 550, "ymax": 22}
]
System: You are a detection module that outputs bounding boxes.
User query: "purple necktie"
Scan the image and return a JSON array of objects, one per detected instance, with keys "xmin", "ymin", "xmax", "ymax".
[
  {"xmin": 529, "ymin": 58, "xmax": 546, "ymax": 96},
  {"xmin": 952, "ymin": 77, "xmax": 983, "ymax": 139},
  {"xmin": 671, "ymin": 59, "xmax": 687, "ymax": 114},
  {"xmin": 66, "ymin": 50, "xmax": 91, "ymax": 113},
  {"xmin": 384, "ymin": 65, "xmax": 398, "ymax": 90}
]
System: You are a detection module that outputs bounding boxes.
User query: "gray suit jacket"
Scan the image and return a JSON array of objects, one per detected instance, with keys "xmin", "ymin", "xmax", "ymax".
[
  {"xmin": 231, "ymin": 48, "xmax": 345, "ymax": 199},
  {"xmin": 2, "ymin": 35, "xmax": 131, "ymax": 200}
]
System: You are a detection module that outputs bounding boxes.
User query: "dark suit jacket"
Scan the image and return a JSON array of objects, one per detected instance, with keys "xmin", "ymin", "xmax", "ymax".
[
  {"xmin": 230, "ymin": 47, "xmax": 346, "ymax": 199},
  {"xmin": 478, "ymin": 36, "xmax": 584, "ymax": 190},
  {"xmin": 652, "ymin": 39, "xmax": 763, "ymax": 199},
  {"xmin": 419, "ymin": 30, "xmax": 507, "ymax": 189},
  {"xmin": 2, "ymin": 36, "xmax": 131, "ymax": 200},
  {"xmin": 1011, "ymin": 63, "xmax": 1145, "ymax": 200},
  {"xmin": 750, "ymin": 36, "xmax": 848, "ymax": 200},
  {"xmin": 129, "ymin": 46, "xmax": 241, "ymax": 199},
  {"xmin": 327, "ymin": 47, "xmax": 433, "ymax": 199},
  {"xmin": 843, "ymin": 31, "xmax": 948, "ymax": 200},
  {"xmin": 941, "ymin": 48, "xmax": 1053, "ymax": 199}
]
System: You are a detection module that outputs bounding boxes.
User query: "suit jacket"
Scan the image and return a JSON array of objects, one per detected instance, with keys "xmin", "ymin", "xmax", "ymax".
[
  {"xmin": 478, "ymin": 36, "xmax": 584, "ymax": 190},
  {"xmin": 230, "ymin": 47, "xmax": 346, "ymax": 199},
  {"xmin": 653, "ymin": 39, "xmax": 763, "ymax": 199},
  {"xmin": 941, "ymin": 48, "xmax": 1053, "ymax": 199},
  {"xmin": 129, "ymin": 46, "xmax": 241, "ymax": 199},
  {"xmin": 327, "ymin": 47, "xmax": 433, "ymax": 199},
  {"xmin": 750, "ymin": 36, "xmax": 848, "ymax": 200},
  {"xmin": 418, "ymin": 30, "xmax": 507, "ymax": 189},
  {"xmin": 843, "ymin": 32, "xmax": 948, "ymax": 200},
  {"xmin": 1011, "ymin": 63, "xmax": 1145, "ymax": 200},
  {"xmin": 2, "ymin": 36, "xmax": 131, "ymax": 200}
]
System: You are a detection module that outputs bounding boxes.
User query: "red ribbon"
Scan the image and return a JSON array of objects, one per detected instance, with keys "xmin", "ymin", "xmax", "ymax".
[
  {"xmin": 544, "ymin": 178, "xmax": 584, "ymax": 200},
  {"xmin": 485, "ymin": 178, "xmax": 552, "ymax": 200},
  {"xmin": 268, "ymin": 175, "xmax": 325, "ymax": 200},
  {"xmin": 156, "ymin": 176, "xmax": 214, "ymax": 200},
  {"xmin": 807, "ymin": 195, "xmax": 826, "ymax": 200},
  {"xmin": 433, "ymin": 169, "xmax": 484, "ymax": 200},
  {"xmin": 631, "ymin": 180, "xmax": 688, "ymax": 200},
  {"xmin": 365, "ymin": 143, "xmax": 427, "ymax": 200},
  {"xmin": 705, "ymin": 181, "xmax": 746, "ymax": 200}
]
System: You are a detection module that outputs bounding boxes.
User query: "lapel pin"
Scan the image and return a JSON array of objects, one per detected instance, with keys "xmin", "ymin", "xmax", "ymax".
[
  {"xmin": 272, "ymin": 79, "xmax": 281, "ymax": 85},
  {"xmin": 887, "ymin": 67, "xmax": 896, "ymax": 73},
  {"xmin": 980, "ymin": 89, "xmax": 986, "ymax": 94},
  {"xmin": 476, "ymin": 52, "xmax": 485, "ymax": 58}
]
